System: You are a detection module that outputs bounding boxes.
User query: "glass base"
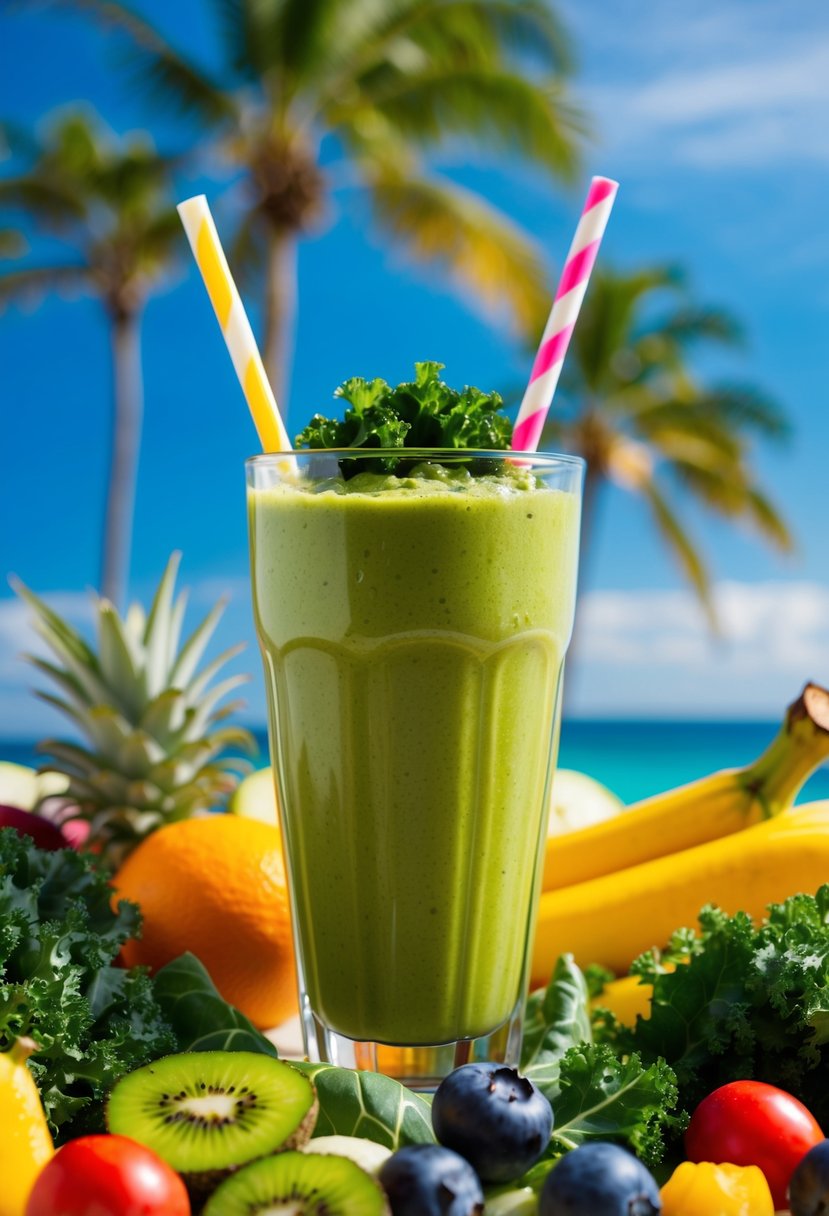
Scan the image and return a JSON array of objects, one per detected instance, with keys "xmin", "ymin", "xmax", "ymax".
[{"xmin": 299, "ymin": 995, "xmax": 525, "ymax": 1091}]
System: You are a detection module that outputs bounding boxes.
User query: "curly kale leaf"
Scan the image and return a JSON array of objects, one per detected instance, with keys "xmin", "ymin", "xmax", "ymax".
[
  {"xmin": 521, "ymin": 954, "xmax": 680, "ymax": 1173},
  {"xmin": 295, "ymin": 362, "xmax": 512, "ymax": 471},
  {"xmin": 547, "ymin": 1045, "xmax": 681, "ymax": 1166},
  {"xmin": 602, "ymin": 886, "xmax": 829, "ymax": 1130},
  {"xmin": 0, "ymin": 829, "xmax": 174, "ymax": 1141}
]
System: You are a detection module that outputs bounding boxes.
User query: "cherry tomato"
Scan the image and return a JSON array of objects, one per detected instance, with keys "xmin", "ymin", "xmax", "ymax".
[
  {"xmin": 685, "ymin": 1080, "xmax": 823, "ymax": 1209},
  {"xmin": 25, "ymin": 1134, "xmax": 190, "ymax": 1216}
]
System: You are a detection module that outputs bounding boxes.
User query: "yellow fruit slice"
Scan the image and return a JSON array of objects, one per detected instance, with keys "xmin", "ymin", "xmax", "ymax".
[{"xmin": 0, "ymin": 1038, "xmax": 53, "ymax": 1216}]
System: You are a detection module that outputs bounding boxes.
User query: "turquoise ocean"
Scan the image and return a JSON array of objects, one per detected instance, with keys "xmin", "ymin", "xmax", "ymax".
[{"xmin": 3, "ymin": 719, "xmax": 829, "ymax": 806}]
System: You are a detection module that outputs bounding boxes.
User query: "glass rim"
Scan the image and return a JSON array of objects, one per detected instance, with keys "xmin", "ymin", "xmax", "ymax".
[{"xmin": 246, "ymin": 447, "xmax": 586, "ymax": 471}]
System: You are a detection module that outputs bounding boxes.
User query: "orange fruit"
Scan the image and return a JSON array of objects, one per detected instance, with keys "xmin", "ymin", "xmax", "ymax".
[{"xmin": 114, "ymin": 815, "xmax": 297, "ymax": 1029}]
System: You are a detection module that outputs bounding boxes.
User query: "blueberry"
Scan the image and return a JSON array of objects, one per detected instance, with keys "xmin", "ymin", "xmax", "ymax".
[
  {"xmin": 432, "ymin": 1062, "xmax": 554, "ymax": 1184},
  {"xmin": 378, "ymin": 1144, "xmax": 484, "ymax": 1216},
  {"xmin": 539, "ymin": 1142, "xmax": 661, "ymax": 1216},
  {"xmin": 789, "ymin": 1138, "xmax": 829, "ymax": 1216}
]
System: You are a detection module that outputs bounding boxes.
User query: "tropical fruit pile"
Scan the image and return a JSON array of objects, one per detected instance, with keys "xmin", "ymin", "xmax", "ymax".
[{"xmin": 5, "ymin": 561, "xmax": 829, "ymax": 1215}]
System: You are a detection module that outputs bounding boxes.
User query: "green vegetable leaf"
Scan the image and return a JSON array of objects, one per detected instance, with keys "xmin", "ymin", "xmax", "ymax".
[
  {"xmin": 546, "ymin": 1044, "xmax": 681, "ymax": 1166},
  {"xmin": 522, "ymin": 954, "xmax": 592, "ymax": 1090},
  {"xmin": 295, "ymin": 362, "xmax": 512, "ymax": 473},
  {"xmin": 152, "ymin": 953, "xmax": 279, "ymax": 1056},
  {"xmin": 292, "ymin": 1061, "xmax": 435, "ymax": 1149},
  {"xmin": 606, "ymin": 886, "xmax": 829, "ymax": 1132},
  {"xmin": 0, "ymin": 829, "xmax": 175, "ymax": 1141}
]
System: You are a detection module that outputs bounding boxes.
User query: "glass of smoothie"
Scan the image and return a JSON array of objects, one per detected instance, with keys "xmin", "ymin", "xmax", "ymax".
[{"xmin": 247, "ymin": 447, "xmax": 583, "ymax": 1088}]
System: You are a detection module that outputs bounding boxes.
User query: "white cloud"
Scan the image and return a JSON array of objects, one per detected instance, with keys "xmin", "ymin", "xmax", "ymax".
[
  {"xmin": 570, "ymin": 580, "xmax": 829, "ymax": 716},
  {"xmin": 563, "ymin": 0, "xmax": 829, "ymax": 169}
]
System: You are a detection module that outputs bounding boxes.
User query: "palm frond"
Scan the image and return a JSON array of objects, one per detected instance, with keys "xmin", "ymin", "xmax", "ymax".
[
  {"xmin": 0, "ymin": 262, "xmax": 91, "ymax": 309},
  {"xmin": 632, "ymin": 402, "xmax": 743, "ymax": 464},
  {"xmin": 367, "ymin": 168, "xmax": 550, "ymax": 337},
  {"xmin": 421, "ymin": 0, "xmax": 574, "ymax": 72},
  {"xmin": 671, "ymin": 462, "xmax": 793, "ymax": 552},
  {"xmin": 642, "ymin": 481, "xmax": 715, "ymax": 625},
  {"xmin": 57, "ymin": 0, "xmax": 236, "ymax": 123},
  {"xmin": 314, "ymin": 0, "xmax": 573, "ymax": 118},
  {"xmin": 653, "ymin": 305, "xmax": 744, "ymax": 349},
  {"xmin": 89, "ymin": 151, "xmax": 177, "ymax": 219},
  {"xmin": 742, "ymin": 485, "xmax": 794, "ymax": 551},
  {"xmin": 0, "ymin": 176, "xmax": 87, "ymax": 225},
  {"xmin": 355, "ymin": 68, "xmax": 583, "ymax": 180},
  {"xmin": 0, "ymin": 227, "xmax": 26, "ymax": 257},
  {"xmin": 137, "ymin": 207, "xmax": 185, "ymax": 261},
  {"xmin": 563, "ymin": 267, "xmax": 685, "ymax": 395},
  {"xmin": 230, "ymin": 205, "xmax": 269, "ymax": 285},
  {"xmin": 207, "ymin": 0, "xmax": 260, "ymax": 80},
  {"xmin": 692, "ymin": 384, "xmax": 791, "ymax": 440}
]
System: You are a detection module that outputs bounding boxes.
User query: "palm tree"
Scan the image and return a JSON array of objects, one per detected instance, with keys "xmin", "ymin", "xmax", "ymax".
[
  {"xmin": 62, "ymin": 0, "xmax": 584, "ymax": 405},
  {"xmin": 538, "ymin": 266, "xmax": 792, "ymax": 623},
  {"xmin": 0, "ymin": 110, "xmax": 182, "ymax": 606}
]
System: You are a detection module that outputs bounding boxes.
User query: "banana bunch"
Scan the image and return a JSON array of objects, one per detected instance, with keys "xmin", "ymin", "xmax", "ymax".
[{"xmin": 532, "ymin": 683, "xmax": 829, "ymax": 988}]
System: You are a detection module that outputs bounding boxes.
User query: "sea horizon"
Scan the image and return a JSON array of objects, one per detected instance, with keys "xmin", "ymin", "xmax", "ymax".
[{"xmin": 4, "ymin": 717, "xmax": 828, "ymax": 808}]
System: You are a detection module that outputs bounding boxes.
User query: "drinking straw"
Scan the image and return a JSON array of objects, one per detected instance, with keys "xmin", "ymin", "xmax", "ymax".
[
  {"xmin": 177, "ymin": 194, "xmax": 294, "ymax": 456},
  {"xmin": 512, "ymin": 176, "xmax": 618, "ymax": 453}
]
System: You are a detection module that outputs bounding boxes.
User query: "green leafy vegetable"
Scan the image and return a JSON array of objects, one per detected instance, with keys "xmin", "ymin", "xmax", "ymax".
[
  {"xmin": 519, "ymin": 954, "xmax": 681, "ymax": 1183},
  {"xmin": 292, "ymin": 1060, "xmax": 435, "ymax": 1148},
  {"xmin": 522, "ymin": 953, "xmax": 592, "ymax": 1088},
  {"xmin": 602, "ymin": 886, "xmax": 829, "ymax": 1129},
  {"xmin": 152, "ymin": 954, "xmax": 278, "ymax": 1057},
  {"xmin": 295, "ymin": 361, "xmax": 513, "ymax": 472},
  {"xmin": 0, "ymin": 829, "xmax": 174, "ymax": 1140},
  {"xmin": 545, "ymin": 1045, "xmax": 680, "ymax": 1165}
]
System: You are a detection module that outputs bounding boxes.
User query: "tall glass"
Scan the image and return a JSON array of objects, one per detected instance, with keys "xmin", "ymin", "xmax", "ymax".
[{"xmin": 247, "ymin": 449, "xmax": 583, "ymax": 1088}]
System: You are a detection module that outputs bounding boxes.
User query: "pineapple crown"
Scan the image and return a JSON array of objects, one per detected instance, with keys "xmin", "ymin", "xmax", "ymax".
[{"xmin": 11, "ymin": 553, "xmax": 256, "ymax": 867}]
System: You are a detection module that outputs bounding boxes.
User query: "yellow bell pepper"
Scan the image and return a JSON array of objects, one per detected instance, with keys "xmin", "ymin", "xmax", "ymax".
[
  {"xmin": 660, "ymin": 1161, "xmax": 774, "ymax": 1215},
  {"xmin": 0, "ymin": 1038, "xmax": 54, "ymax": 1216}
]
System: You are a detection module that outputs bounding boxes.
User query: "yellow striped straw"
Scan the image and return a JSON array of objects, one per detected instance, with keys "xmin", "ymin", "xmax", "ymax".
[{"xmin": 177, "ymin": 194, "xmax": 294, "ymax": 458}]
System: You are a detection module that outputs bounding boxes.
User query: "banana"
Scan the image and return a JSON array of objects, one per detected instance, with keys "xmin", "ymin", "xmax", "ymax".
[
  {"xmin": 543, "ymin": 682, "xmax": 829, "ymax": 891},
  {"xmin": 532, "ymin": 800, "xmax": 829, "ymax": 987},
  {"xmin": 0, "ymin": 1038, "xmax": 53, "ymax": 1216},
  {"xmin": 591, "ymin": 973, "xmax": 657, "ymax": 1026}
]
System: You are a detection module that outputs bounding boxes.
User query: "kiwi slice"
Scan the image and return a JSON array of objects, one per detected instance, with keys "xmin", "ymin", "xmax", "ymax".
[
  {"xmin": 203, "ymin": 1150, "xmax": 390, "ymax": 1216},
  {"xmin": 107, "ymin": 1050, "xmax": 317, "ymax": 1197}
]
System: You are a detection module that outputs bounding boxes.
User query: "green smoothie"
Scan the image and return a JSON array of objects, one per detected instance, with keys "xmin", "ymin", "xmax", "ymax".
[{"xmin": 248, "ymin": 461, "xmax": 580, "ymax": 1046}]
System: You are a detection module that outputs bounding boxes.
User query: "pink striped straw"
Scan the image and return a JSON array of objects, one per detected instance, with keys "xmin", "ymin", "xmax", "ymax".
[{"xmin": 512, "ymin": 175, "xmax": 618, "ymax": 453}]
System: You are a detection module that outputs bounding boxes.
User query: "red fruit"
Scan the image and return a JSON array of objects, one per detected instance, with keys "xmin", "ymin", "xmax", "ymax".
[
  {"xmin": 25, "ymin": 1134, "xmax": 190, "ymax": 1216},
  {"xmin": 58, "ymin": 818, "xmax": 91, "ymax": 849},
  {"xmin": 0, "ymin": 805, "xmax": 68, "ymax": 851},
  {"xmin": 685, "ymin": 1080, "xmax": 824, "ymax": 1209}
]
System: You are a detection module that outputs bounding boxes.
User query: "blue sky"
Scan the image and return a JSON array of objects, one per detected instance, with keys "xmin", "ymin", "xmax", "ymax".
[{"xmin": 1, "ymin": 0, "xmax": 829, "ymax": 732}]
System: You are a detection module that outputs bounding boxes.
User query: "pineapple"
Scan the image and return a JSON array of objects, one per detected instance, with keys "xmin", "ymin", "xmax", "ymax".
[{"xmin": 13, "ymin": 553, "xmax": 255, "ymax": 867}]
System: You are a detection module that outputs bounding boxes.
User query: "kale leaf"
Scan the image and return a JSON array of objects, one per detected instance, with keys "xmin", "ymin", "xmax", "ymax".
[
  {"xmin": 295, "ymin": 361, "xmax": 513, "ymax": 473},
  {"xmin": 546, "ymin": 1045, "xmax": 680, "ymax": 1166},
  {"xmin": 0, "ymin": 829, "xmax": 175, "ymax": 1141},
  {"xmin": 520, "ymin": 954, "xmax": 681, "ymax": 1173},
  {"xmin": 599, "ymin": 886, "xmax": 829, "ymax": 1130}
]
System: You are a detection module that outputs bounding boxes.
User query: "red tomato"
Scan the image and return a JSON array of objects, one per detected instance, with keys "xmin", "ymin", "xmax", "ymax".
[
  {"xmin": 685, "ymin": 1080, "xmax": 823, "ymax": 1209},
  {"xmin": 25, "ymin": 1134, "xmax": 190, "ymax": 1216}
]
